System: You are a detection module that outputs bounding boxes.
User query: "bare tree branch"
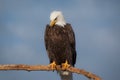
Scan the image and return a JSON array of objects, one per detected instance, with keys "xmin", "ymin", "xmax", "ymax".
[{"xmin": 0, "ymin": 64, "xmax": 101, "ymax": 80}]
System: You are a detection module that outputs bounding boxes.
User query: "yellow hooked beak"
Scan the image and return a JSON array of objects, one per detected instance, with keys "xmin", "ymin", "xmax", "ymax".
[{"xmin": 50, "ymin": 20, "xmax": 56, "ymax": 27}]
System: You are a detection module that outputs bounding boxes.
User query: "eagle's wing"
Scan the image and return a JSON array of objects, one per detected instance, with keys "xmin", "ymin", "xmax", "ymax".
[
  {"xmin": 44, "ymin": 25, "xmax": 49, "ymax": 50},
  {"xmin": 44, "ymin": 25, "xmax": 53, "ymax": 63},
  {"xmin": 59, "ymin": 24, "xmax": 76, "ymax": 80},
  {"xmin": 66, "ymin": 23, "xmax": 76, "ymax": 66}
]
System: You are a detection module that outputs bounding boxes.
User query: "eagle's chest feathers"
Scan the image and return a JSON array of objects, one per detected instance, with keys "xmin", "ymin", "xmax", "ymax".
[
  {"xmin": 49, "ymin": 26, "xmax": 67, "ymax": 42},
  {"xmin": 48, "ymin": 26, "xmax": 69, "ymax": 53}
]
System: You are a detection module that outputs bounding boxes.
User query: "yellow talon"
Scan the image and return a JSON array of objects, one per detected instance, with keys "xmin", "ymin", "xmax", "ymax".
[
  {"xmin": 49, "ymin": 61, "xmax": 56, "ymax": 70},
  {"xmin": 62, "ymin": 60, "xmax": 70, "ymax": 70}
]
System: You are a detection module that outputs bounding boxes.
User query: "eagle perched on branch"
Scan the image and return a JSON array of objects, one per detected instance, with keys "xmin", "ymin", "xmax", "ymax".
[{"xmin": 44, "ymin": 11, "xmax": 77, "ymax": 80}]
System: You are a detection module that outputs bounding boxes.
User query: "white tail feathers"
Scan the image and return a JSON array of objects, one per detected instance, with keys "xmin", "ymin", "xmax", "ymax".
[{"xmin": 59, "ymin": 71, "xmax": 73, "ymax": 80}]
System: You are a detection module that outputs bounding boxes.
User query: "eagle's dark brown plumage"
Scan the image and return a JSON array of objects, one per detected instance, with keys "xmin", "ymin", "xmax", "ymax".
[
  {"xmin": 44, "ymin": 11, "xmax": 76, "ymax": 80},
  {"xmin": 44, "ymin": 23, "xmax": 76, "ymax": 66}
]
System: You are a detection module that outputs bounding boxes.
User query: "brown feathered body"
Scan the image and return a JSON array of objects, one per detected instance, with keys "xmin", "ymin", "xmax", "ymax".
[{"xmin": 44, "ymin": 23, "xmax": 76, "ymax": 66}]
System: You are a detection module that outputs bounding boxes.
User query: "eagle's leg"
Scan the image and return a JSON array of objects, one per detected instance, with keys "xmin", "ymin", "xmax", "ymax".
[
  {"xmin": 62, "ymin": 60, "xmax": 70, "ymax": 70},
  {"xmin": 49, "ymin": 61, "xmax": 56, "ymax": 70}
]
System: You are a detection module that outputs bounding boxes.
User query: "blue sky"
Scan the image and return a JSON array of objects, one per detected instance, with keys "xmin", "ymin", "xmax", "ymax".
[{"xmin": 0, "ymin": 0, "xmax": 120, "ymax": 80}]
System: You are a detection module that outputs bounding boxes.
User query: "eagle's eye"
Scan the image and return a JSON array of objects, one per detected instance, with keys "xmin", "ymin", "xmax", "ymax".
[{"xmin": 54, "ymin": 17, "xmax": 57, "ymax": 21}]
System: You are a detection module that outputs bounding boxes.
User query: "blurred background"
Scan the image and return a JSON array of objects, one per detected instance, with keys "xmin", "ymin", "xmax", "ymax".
[{"xmin": 0, "ymin": 0, "xmax": 120, "ymax": 80}]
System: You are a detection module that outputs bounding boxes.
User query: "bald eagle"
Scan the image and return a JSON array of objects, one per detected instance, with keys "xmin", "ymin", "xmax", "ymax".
[{"xmin": 44, "ymin": 11, "xmax": 76, "ymax": 80}]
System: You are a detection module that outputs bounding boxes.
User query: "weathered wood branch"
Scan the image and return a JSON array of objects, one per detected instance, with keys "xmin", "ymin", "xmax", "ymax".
[{"xmin": 0, "ymin": 64, "xmax": 101, "ymax": 80}]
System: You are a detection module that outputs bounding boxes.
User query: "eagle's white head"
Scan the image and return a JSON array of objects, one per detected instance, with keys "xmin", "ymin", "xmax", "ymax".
[{"xmin": 50, "ymin": 11, "xmax": 66, "ymax": 27}]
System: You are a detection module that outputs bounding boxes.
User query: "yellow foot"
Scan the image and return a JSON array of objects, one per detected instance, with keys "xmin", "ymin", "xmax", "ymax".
[
  {"xmin": 62, "ymin": 60, "xmax": 70, "ymax": 70},
  {"xmin": 49, "ymin": 61, "xmax": 56, "ymax": 70}
]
